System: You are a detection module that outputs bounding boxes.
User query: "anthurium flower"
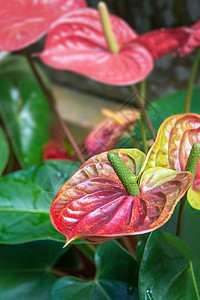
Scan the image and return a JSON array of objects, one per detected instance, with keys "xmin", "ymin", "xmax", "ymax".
[
  {"xmin": 43, "ymin": 141, "xmax": 71, "ymax": 161},
  {"xmin": 134, "ymin": 27, "xmax": 190, "ymax": 60},
  {"xmin": 50, "ymin": 148, "xmax": 191, "ymax": 246},
  {"xmin": 85, "ymin": 109, "xmax": 140, "ymax": 156},
  {"xmin": 143, "ymin": 113, "xmax": 200, "ymax": 210},
  {"xmin": 0, "ymin": 0, "xmax": 86, "ymax": 51},
  {"xmin": 39, "ymin": 8, "xmax": 154, "ymax": 85},
  {"xmin": 179, "ymin": 20, "xmax": 200, "ymax": 56}
]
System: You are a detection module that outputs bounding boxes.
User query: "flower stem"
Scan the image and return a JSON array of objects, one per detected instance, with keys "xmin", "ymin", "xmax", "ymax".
[
  {"xmin": 98, "ymin": 2, "xmax": 119, "ymax": 54},
  {"xmin": 107, "ymin": 152, "xmax": 140, "ymax": 196},
  {"xmin": 74, "ymin": 243, "xmax": 96, "ymax": 263},
  {"xmin": 23, "ymin": 48, "xmax": 85, "ymax": 163},
  {"xmin": 140, "ymin": 80, "xmax": 148, "ymax": 153},
  {"xmin": 121, "ymin": 237, "xmax": 137, "ymax": 258},
  {"xmin": 131, "ymin": 85, "xmax": 156, "ymax": 141},
  {"xmin": 176, "ymin": 142, "xmax": 200, "ymax": 238},
  {"xmin": 184, "ymin": 47, "xmax": 200, "ymax": 113}
]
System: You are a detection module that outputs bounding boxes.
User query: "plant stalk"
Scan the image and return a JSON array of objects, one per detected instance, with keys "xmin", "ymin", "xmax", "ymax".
[
  {"xmin": 98, "ymin": 2, "xmax": 119, "ymax": 54},
  {"xmin": 23, "ymin": 48, "xmax": 85, "ymax": 163},
  {"xmin": 131, "ymin": 85, "xmax": 156, "ymax": 141},
  {"xmin": 140, "ymin": 80, "xmax": 148, "ymax": 153},
  {"xmin": 176, "ymin": 193, "xmax": 187, "ymax": 239},
  {"xmin": 184, "ymin": 47, "xmax": 200, "ymax": 113},
  {"xmin": 121, "ymin": 237, "xmax": 137, "ymax": 258}
]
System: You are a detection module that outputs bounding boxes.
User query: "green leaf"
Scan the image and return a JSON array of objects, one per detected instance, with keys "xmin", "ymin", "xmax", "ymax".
[
  {"xmin": 139, "ymin": 230, "xmax": 200, "ymax": 300},
  {"xmin": 0, "ymin": 54, "xmax": 51, "ymax": 90},
  {"xmin": 134, "ymin": 86, "xmax": 200, "ymax": 140},
  {"xmin": 0, "ymin": 240, "xmax": 67, "ymax": 300},
  {"xmin": 0, "ymin": 77, "xmax": 53, "ymax": 168},
  {"xmin": 52, "ymin": 240, "xmax": 139, "ymax": 300},
  {"xmin": 0, "ymin": 160, "xmax": 81, "ymax": 244},
  {"xmin": 0, "ymin": 125, "xmax": 9, "ymax": 175}
]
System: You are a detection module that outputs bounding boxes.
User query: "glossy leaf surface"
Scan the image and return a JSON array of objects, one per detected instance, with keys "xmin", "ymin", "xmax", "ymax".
[
  {"xmin": 139, "ymin": 230, "xmax": 200, "ymax": 300},
  {"xmin": 0, "ymin": 0, "xmax": 86, "ymax": 51},
  {"xmin": 40, "ymin": 8, "xmax": 153, "ymax": 85},
  {"xmin": 0, "ymin": 126, "xmax": 9, "ymax": 175},
  {"xmin": 135, "ymin": 27, "xmax": 190, "ymax": 60},
  {"xmin": 179, "ymin": 20, "xmax": 200, "ymax": 56},
  {"xmin": 144, "ymin": 113, "xmax": 200, "ymax": 209},
  {"xmin": 0, "ymin": 160, "xmax": 81, "ymax": 244},
  {"xmin": 52, "ymin": 240, "xmax": 139, "ymax": 300},
  {"xmin": 0, "ymin": 240, "xmax": 67, "ymax": 300},
  {"xmin": 0, "ymin": 77, "xmax": 52, "ymax": 168},
  {"xmin": 85, "ymin": 110, "xmax": 140, "ymax": 156},
  {"xmin": 50, "ymin": 149, "xmax": 191, "ymax": 245}
]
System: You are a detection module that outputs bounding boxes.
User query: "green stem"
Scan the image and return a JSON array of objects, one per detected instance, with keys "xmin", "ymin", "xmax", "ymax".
[
  {"xmin": 98, "ymin": 2, "xmax": 119, "ymax": 54},
  {"xmin": 184, "ymin": 47, "xmax": 200, "ymax": 113},
  {"xmin": 140, "ymin": 80, "xmax": 148, "ymax": 153},
  {"xmin": 176, "ymin": 193, "xmax": 187, "ymax": 238},
  {"xmin": 121, "ymin": 237, "xmax": 137, "ymax": 258},
  {"xmin": 74, "ymin": 243, "xmax": 96, "ymax": 263},
  {"xmin": 107, "ymin": 152, "xmax": 140, "ymax": 196},
  {"xmin": 176, "ymin": 142, "xmax": 200, "ymax": 238},
  {"xmin": 131, "ymin": 85, "xmax": 156, "ymax": 141}
]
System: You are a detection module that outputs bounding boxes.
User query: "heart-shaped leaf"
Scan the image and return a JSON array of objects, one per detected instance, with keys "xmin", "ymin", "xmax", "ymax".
[
  {"xmin": 134, "ymin": 27, "xmax": 190, "ymax": 60},
  {"xmin": 52, "ymin": 240, "xmax": 139, "ymax": 300},
  {"xmin": 50, "ymin": 149, "xmax": 191, "ymax": 245},
  {"xmin": 0, "ymin": 126, "xmax": 9, "ymax": 175},
  {"xmin": 0, "ymin": 0, "xmax": 86, "ymax": 51},
  {"xmin": 85, "ymin": 109, "xmax": 140, "ymax": 156},
  {"xmin": 139, "ymin": 230, "xmax": 200, "ymax": 300},
  {"xmin": 0, "ymin": 240, "xmax": 67, "ymax": 300},
  {"xmin": 0, "ymin": 77, "xmax": 53, "ymax": 168},
  {"xmin": 39, "ymin": 8, "xmax": 153, "ymax": 86},
  {"xmin": 0, "ymin": 160, "xmax": 81, "ymax": 244},
  {"xmin": 143, "ymin": 113, "xmax": 200, "ymax": 209}
]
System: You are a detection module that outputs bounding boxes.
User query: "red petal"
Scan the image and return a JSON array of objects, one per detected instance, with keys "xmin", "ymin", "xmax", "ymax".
[
  {"xmin": 0, "ymin": 0, "xmax": 86, "ymax": 51},
  {"xmin": 39, "ymin": 8, "xmax": 153, "ymax": 85},
  {"xmin": 50, "ymin": 149, "xmax": 191, "ymax": 245},
  {"xmin": 43, "ymin": 141, "xmax": 71, "ymax": 161},
  {"xmin": 179, "ymin": 20, "xmax": 200, "ymax": 56},
  {"xmin": 134, "ymin": 27, "xmax": 190, "ymax": 60}
]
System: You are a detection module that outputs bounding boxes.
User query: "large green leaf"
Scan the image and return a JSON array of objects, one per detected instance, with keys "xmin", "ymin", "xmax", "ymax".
[
  {"xmin": 139, "ymin": 230, "xmax": 200, "ymax": 300},
  {"xmin": 0, "ymin": 240, "xmax": 67, "ymax": 300},
  {"xmin": 51, "ymin": 240, "xmax": 139, "ymax": 300},
  {"xmin": 134, "ymin": 86, "xmax": 200, "ymax": 140},
  {"xmin": 0, "ymin": 77, "xmax": 52, "ymax": 168},
  {"xmin": 0, "ymin": 54, "xmax": 51, "ymax": 89},
  {"xmin": 0, "ymin": 160, "xmax": 81, "ymax": 244},
  {"xmin": 0, "ymin": 125, "xmax": 9, "ymax": 175}
]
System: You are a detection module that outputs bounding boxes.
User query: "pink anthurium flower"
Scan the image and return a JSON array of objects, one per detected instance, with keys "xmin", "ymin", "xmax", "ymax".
[
  {"xmin": 85, "ymin": 109, "xmax": 140, "ymax": 156},
  {"xmin": 50, "ymin": 148, "xmax": 191, "ymax": 246},
  {"xmin": 179, "ymin": 20, "xmax": 200, "ymax": 56},
  {"xmin": 134, "ymin": 27, "xmax": 190, "ymax": 60},
  {"xmin": 143, "ymin": 113, "xmax": 200, "ymax": 210},
  {"xmin": 39, "ymin": 8, "xmax": 154, "ymax": 85},
  {"xmin": 0, "ymin": 0, "xmax": 86, "ymax": 51}
]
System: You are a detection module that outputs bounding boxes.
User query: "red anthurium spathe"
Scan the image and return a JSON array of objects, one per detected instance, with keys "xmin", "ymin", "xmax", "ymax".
[
  {"xmin": 50, "ymin": 149, "xmax": 191, "ymax": 245},
  {"xmin": 143, "ymin": 113, "xmax": 200, "ymax": 210},
  {"xmin": 134, "ymin": 27, "xmax": 190, "ymax": 60},
  {"xmin": 179, "ymin": 20, "xmax": 200, "ymax": 56},
  {"xmin": 43, "ymin": 141, "xmax": 71, "ymax": 161},
  {"xmin": 85, "ymin": 109, "xmax": 140, "ymax": 156},
  {"xmin": 0, "ymin": 0, "xmax": 86, "ymax": 51},
  {"xmin": 39, "ymin": 8, "xmax": 154, "ymax": 85}
]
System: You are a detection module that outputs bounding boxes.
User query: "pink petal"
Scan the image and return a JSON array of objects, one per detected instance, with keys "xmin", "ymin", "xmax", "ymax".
[
  {"xmin": 0, "ymin": 0, "xmax": 86, "ymax": 51},
  {"xmin": 39, "ymin": 8, "xmax": 153, "ymax": 85}
]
